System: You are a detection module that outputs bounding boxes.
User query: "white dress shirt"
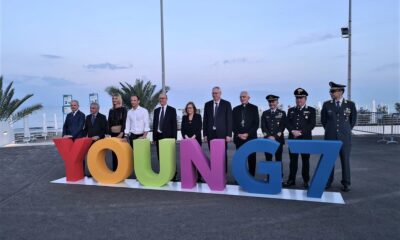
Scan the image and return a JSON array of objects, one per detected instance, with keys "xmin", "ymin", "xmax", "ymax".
[
  {"xmin": 158, "ymin": 105, "xmax": 167, "ymax": 133},
  {"xmin": 124, "ymin": 106, "xmax": 150, "ymax": 135}
]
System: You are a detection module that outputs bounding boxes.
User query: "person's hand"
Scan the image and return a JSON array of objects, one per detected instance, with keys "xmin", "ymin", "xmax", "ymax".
[
  {"xmin": 105, "ymin": 134, "xmax": 111, "ymax": 138},
  {"xmin": 291, "ymin": 130, "xmax": 301, "ymax": 138},
  {"xmin": 184, "ymin": 135, "xmax": 189, "ymax": 139},
  {"xmin": 191, "ymin": 134, "xmax": 196, "ymax": 139},
  {"xmin": 226, "ymin": 136, "xmax": 232, "ymax": 142},
  {"xmin": 268, "ymin": 136, "xmax": 275, "ymax": 140},
  {"xmin": 241, "ymin": 133, "xmax": 249, "ymax": 140},
  {"xmin": 63, "ymin": 135, "xmax": 72, "ymax": 138},
  {"xmin": 121, "ymin": 138, "xmax": 128, "ymax": 142},
  {"xmin": 117, "ymin": 132, "xmax": 124, "ymax": 138},
  {"xmin": 92, "ymin": 136, "xmax": 100, "ymax": 141},
  {"xmin": 204, "ymin": 136, "xmax": 207, "ymax": 142}
]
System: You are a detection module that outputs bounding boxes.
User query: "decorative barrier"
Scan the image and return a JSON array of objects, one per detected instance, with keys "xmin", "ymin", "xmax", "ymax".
[{"xmin": 53, "ymin": 137, "xmax": 343, "ymax": 200}]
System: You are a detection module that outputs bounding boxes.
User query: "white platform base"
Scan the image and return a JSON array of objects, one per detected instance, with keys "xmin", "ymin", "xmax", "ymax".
[{"xmin": 51, "ymin": 177, "xmax": 345, "ymax": 204}]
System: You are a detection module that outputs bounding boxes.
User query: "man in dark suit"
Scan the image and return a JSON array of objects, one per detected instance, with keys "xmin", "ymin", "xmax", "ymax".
[
  {"xmin": 284, "ymin": 88, "xmax": 316, "ymax": 189},
  {"xmin": 152, "ymin": 93, "xmax": 178, "ymax": 179},
  {"xmin": 232, "ymin": 91, "xmax": 259, "ymax": 176},
  {"xmin": 261, "ymin": 95, "xmax": 286, "ymax": 179},
  {"xmin": 203, "ymin": 86, "xmax": 233, "ymax": 173},
  {"xmin": 321, "ymin": 82, "xmax": 357, "ymax": 192},
  {"xmin": 83, "ymin": 102, "xmax": 108, "ymax": 141},
  {"xmin": 62, "ymin": 100, "xmax": 85, "ymax": 140}
]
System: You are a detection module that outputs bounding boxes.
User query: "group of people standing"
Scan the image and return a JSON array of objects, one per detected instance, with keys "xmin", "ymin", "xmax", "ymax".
[{"xmin": 62, "ymin": 81, "xmax": 357, "ymax": 192}]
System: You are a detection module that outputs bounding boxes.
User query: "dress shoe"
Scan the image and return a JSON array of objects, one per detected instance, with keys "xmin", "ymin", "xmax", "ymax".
[
  {"xmin": 303, "ymin": 182, "xmax": 309, "ymax": 189},
  {"xmin": 341, "ymin": 185, "xmax": 350, "ymax": 192},
  {"xmin": 325, "ymin": 183, "xmax": 332, "ymax": 190},
  {"xmin": 283, "ymin": 180, "xmax": 296, "ymax": 187}
]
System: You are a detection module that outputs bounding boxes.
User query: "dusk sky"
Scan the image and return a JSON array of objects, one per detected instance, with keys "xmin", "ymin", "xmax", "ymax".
[{"xmin": 1, "ymin": 0, "xmax": 399, "ymax": 120}]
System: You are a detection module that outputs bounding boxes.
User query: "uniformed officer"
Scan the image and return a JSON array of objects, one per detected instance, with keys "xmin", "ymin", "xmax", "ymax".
[
  {"xmin": 321, "ymin": 82, "xmax": 357, "ymax": 192},
  {"xmin": 284, "ymin": 88, "xmax": 316, "ymax": 189},
  {"xmin": 261, "ymin": 95, "xmax": 286, "ymax": 175}
]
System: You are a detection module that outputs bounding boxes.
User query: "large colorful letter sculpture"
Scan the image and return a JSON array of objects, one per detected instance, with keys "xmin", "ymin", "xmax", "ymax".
[
  {"xmin": 53, "ymin": 137, "xmax": 93, "ymax": 181},
  {"xmin": 287, "ymin": 140, "xmax": 342, "ymax": 198},
  {"xmin": 134, "ymin": 138, "xmax": 176, "ymax": 187},
  {"xmin": 180, "ymin": 139, "xmax": 226, "ymax": 191},
  {"xmin": 232, "ymin": 139, "xmax": 282, "ymax": 194},
  {"xmin": 87, "ymin": 138, "xmax": 133, "ymax": 184}
]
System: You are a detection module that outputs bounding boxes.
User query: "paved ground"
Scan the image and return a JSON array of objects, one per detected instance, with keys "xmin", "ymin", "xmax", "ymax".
[{"xmin": 0, "ymin": 136, "xmax": 399, "ymax": 240}]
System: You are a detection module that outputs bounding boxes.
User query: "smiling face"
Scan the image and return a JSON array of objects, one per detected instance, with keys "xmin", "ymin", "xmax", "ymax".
[
  {"xmin": 212, "ymin": 87, "xmax": 221, "ymax": 102},
  {"xmin": 295, "ymin": 96, "xmax": 307, "ymax": 107},
  {"xmin": 159, "ymin": 94, "xmax": 167, "ymax": 106},
  {"xmin": 240, "ymin": 91, "xmax": 249, "ymax": 105},
  {"xmin": 268, "ymin": 100, "xmax": 278, "ymax": 109},
  {"xmin": 70, "ymin": 101, "xmax": 79, "ymax": 112},
  {"xmin": 130, "ymin": 96, "xmax": 139, "ymax": 108}
]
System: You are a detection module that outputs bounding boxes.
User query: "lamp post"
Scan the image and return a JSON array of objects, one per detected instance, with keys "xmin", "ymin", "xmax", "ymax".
[
  {"xmin": 341, "ymin": 0, "xmax": 352, "ymax": 100},
  {"xmin": 160, "ymin": 0, "xmax": 166, "ymax": 93}
]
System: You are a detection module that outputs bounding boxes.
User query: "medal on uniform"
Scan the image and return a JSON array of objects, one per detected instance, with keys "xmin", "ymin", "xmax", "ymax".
[{"xmin": 241, "ymin": 120, "xmax": 245, "ymax": 127}]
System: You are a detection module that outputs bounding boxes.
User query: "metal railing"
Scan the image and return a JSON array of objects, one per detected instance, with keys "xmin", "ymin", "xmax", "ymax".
[{"xmin": 353, "ymin": 112, "xmax": 399, "ymax": 144}]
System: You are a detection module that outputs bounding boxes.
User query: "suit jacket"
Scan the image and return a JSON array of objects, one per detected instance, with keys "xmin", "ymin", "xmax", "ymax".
[
  {"xmin": 181, "ymin": 113, "xmax": 202, "ymax": 145},
  {"xmin": 321, "ymin": 99, "xmax": 357, "ymax": 142},
  {"xmin": 261, "ymin": 109, "xmax": 286, "ymax": 144},
  {"xmin": 62, "ymin": 110, "xmax": 85, "ymax": 139},
  {"xmin": 83, "ymin": 112, "xmax": 108, "ymax": 139},
  {"xmin": 232, "ymin": 103, "xmax": 259, "ymax": 145},
  {"xmin": 286, "ymin": 106, "xmax": 316, "ymax": 140},
  {"xmin": 203, "ymin": 99, "xmax": 233, "ymax": 139},
  {"xmin": 152, "ymin": 105, "xmax": 177, "ymax": 141}
]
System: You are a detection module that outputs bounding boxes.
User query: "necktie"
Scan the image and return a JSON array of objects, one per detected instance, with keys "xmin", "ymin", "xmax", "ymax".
[
  {"xmin": 336, "ymin": 101, "xmax": 340, "ymax": 108},
  {"xmin": 159, "ymin": 107, "xmax": 165, "ymax": 130},
  {"xmin": 213, "ymin": 102, "xmax": 219, "ymax": 128},
  {"xmin": 91, "ymin": 114, "xmax": 96, "ymax": 124}
]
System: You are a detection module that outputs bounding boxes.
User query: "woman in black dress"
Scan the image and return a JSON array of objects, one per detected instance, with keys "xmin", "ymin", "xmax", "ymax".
[
  {"xmin": 107, "ymin": 93, "xmax": 127, "ymax": 171},
  {"xmin": 181, "ymin": 102, "xmax": 203, "ymax": 182},
  {"xmin": 181, "ymin": 102, "xmax": 202, "ymax": 145}
]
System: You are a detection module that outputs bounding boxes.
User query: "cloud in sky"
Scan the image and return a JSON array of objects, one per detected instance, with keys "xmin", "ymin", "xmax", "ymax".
[
  {"xmin": 371, "ymin": 63, "xmax": 399, "ymax": 72},
  {"xmin": 8, "ymin": 75, "xmax": 77, "ymax": 87},
  {"xmin": 290, "ymin": 33, "xmax": 339, "ymax": 46},
  {"xmin": 84, "ymin": 63, "xmax": 133, "ymax": 70},
  {"xmin": 40, "ymin": 54, "xmax": 63, "ymax": 59},
  {"xmin": 212, "ymin": 57, "xmax": 265, "ymax": 66}
]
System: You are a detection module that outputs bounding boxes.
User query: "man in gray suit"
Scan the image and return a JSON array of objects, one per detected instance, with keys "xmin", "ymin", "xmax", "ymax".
[{"xmin": 321, "ymin": 82, "xmax": 357, "ymax": 192}]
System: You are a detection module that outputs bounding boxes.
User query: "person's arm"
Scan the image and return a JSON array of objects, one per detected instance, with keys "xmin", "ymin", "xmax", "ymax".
[
  {"xmin": 99, "ymin": 115, "xmax": 107, "ymax": 139},
  {"xmin": 249, "ymin": 106, "xmax": 260, "ymax": 137},
  {"xmin": 107, "ymin": 109, "xmax": 112, "ymax": 133},
  {"xmin": 143, "ymin": 109, "xmax": 150, "ymax": 138},
  {"xmin": 350, "ymin": 102, "xmax": 357, "ymax": 129},
  {"xmin": 152, "ymin": 109, "xmax": 158, "ymax": 142},
  {"xmin": 181, "ymin": 116, "xmax": 187, "ymax": 139},
  {"xmin": 83, "ymin": 116, "xmax": 89, "ymax": 137},
  {"xmin": 121, "ymin": 108, "xmax": 127, "ymax": 135},
  {"xmin": 62, "ymin": 115, "xmax": 68, "ymax": 136},
  {"xmin": 196, "ymin": 114, "xmax": 203, "ymax": 137},
  {"xmin": 172, "ymin": 108, "xmax": 177, "ymax": 140},
  {"xmin": 321, "ymin": 102, "xmax": 328, "ymax": 129},
  {"xmin": 226, "ymin": 101, "xmax": 233, "ymax": 138},
  {"xmin": 124, "ymin": 110, "xmax": 131, "ymax": 136},
  {"xmin": 72, "ymin": 113, "xmax": 85, "ymax": 139},
  {"xmin": 261, "ymin": 112, "xmax": 267, "ymax": 136},
  {"xmin": 203, "ymin": 103, "xmax": 208, "ymax": 138},
  {"xmin": 278, "ymin": 111, "xmax": 286, "ymax": 136},
  {"xmin": 286, "ymin": 109, "xmax": 294, "ymax": 132},
  {"xmin": 232, "ymin": 108, "xmax": 239, "ymax": 136}
]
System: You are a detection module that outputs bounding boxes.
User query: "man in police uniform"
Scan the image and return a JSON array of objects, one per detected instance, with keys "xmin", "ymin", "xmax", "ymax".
[
  {"xmin": 261, "ymin": 95, "xmax": 286, "ymax": 178},
  {"xmin": 284, "ymin": 88, "xmax": 316, "ymax": 189},
  {"xmin": 321, "ymin": 82, "xmax": 357, "ymax": 192}
]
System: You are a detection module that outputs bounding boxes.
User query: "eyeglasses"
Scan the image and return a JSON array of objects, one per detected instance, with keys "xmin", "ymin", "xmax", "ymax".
[{"xmin": 240, "ymin": 96, "xmax": 247, "ymax": 98}]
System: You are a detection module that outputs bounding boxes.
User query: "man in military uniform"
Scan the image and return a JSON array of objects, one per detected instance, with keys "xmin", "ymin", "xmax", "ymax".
[
  {"xmin": 284, "ymin": 88, "xmax": 316, "ymax": 189},
  {"xmin": 261, "ymin": 95, "xmax": 286, "ymax": 179},
  {"xmin": 321, "ymin": 82, "xmax": 357, "ymax": 192}
]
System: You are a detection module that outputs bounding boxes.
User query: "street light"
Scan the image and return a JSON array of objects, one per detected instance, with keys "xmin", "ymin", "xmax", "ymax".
[
  {"xmin": 160, "ymin": 0, "xmax": 166, "ymax": 94},
  {"xmin": 341, "ymin": 0, "xmax": 352, "ymax": 100}
]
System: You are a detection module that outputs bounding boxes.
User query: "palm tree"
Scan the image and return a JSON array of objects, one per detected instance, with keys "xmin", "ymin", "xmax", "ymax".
[
  {"xmin": 105, "ymin": 79, "xmax": 169, "ymax": 112},
  {"xmin": 0, "ymin": 76, "xmax": 43, "ymax": 123}
]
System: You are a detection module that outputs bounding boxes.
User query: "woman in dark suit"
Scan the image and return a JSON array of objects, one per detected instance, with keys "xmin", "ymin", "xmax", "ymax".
[
  {"xmin": 181, "ymin": 102, "xmax": 202, "ymax": 145},
  {"xmin": 107, "ymin": 93, "xmax": 127, "ymax": 171},
  {"xmin": 181, "ymin": 102, "xmax": 203, "ymax": 182}
]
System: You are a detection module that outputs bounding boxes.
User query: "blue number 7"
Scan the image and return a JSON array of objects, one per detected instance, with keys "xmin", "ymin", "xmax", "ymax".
[{"xmin": 288, "ymin": 140, "xmax": 342, "ymax": 198}]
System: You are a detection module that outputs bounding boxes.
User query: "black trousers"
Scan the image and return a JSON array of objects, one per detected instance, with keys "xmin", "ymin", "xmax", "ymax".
[
  {"xmin": 288, "ymin": 151, "xmax": 310, "ymax": 183},
  {"xmin": 265, "ymin": 143, "xmax": 283, "ymax": 177},
  {"xmin": 235, "ymin": 139, "xmax": 256, "ymax": 176},
  {"xmin": 155, "ymin": 133, "xmax": 178, "ymax": 181},
  {"xmin": 207, "ymin": 130, "xmax": 228, "ymax": 174},
  {"xmin": 327, "ymin": 141, "xmax": 351, "ymax": 187}
]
